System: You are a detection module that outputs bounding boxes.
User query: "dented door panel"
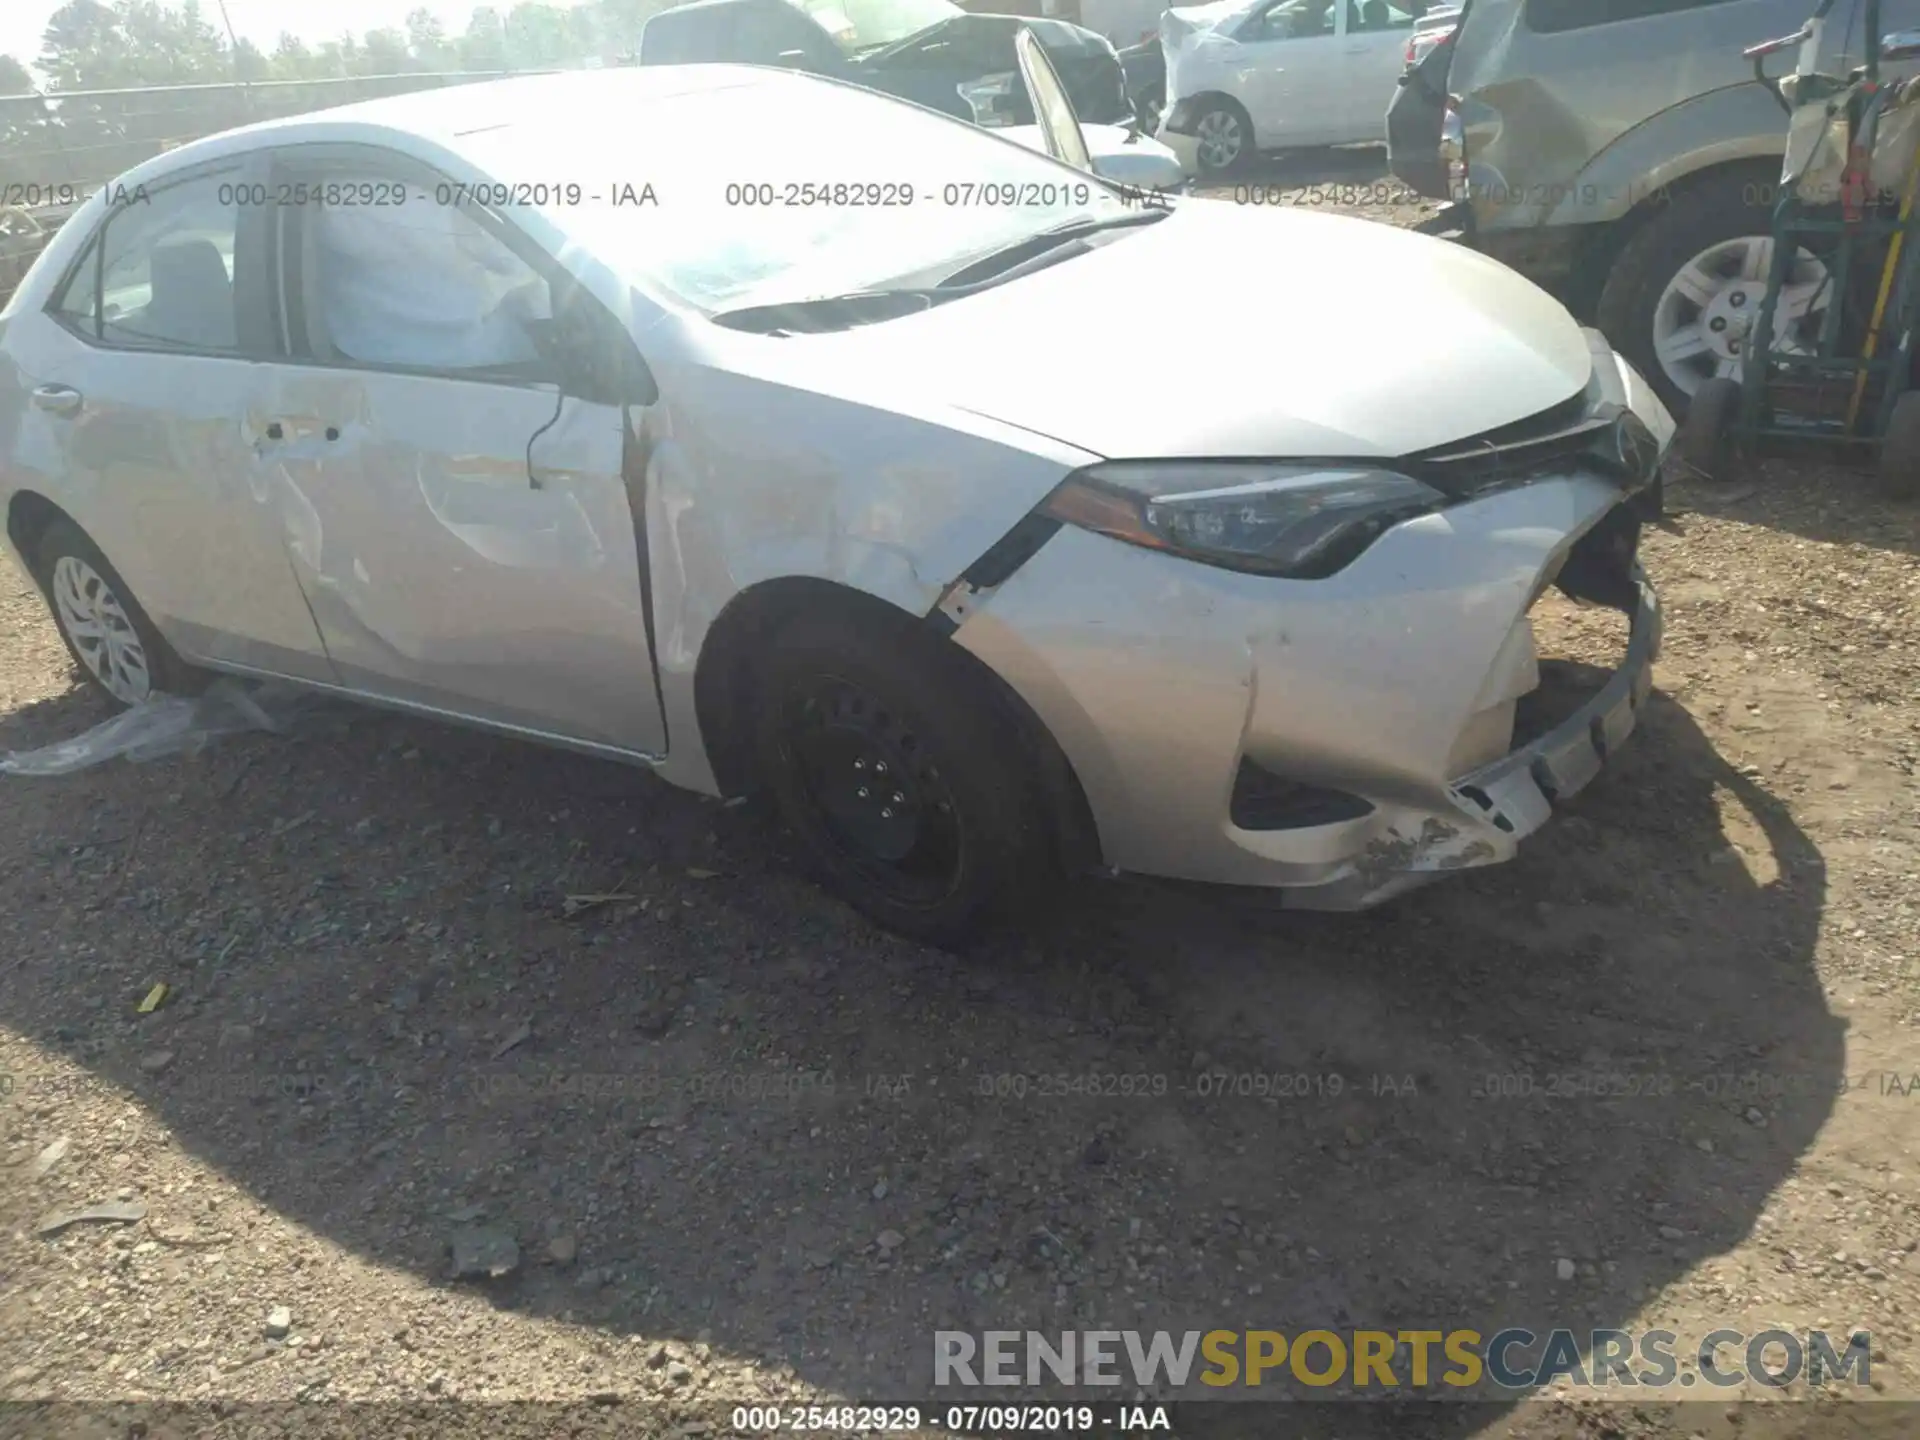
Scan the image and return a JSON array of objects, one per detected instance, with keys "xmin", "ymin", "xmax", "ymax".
[{"xmin": 254, "ymin": 364, "xmax": 666, "ymax": 754}]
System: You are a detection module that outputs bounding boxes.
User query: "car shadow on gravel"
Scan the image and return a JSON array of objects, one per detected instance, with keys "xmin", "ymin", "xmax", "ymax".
[{"xmin": 0, "ymin": 660, "xmax": 1834, "ymax": 1431}]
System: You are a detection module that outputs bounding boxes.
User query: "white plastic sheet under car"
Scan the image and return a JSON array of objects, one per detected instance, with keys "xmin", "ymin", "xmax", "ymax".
[{"xmin": 0, "ymin": 680, "xmax": 321, "ymax": 776}]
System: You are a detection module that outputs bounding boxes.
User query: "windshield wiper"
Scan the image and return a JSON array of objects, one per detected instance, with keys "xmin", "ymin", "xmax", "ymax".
[
  {"xmin": 710, "ymin": 288, "xmax": 940, "ymax": 335},
  {"xmin": 936, "ymin": 207, "xmax": 1170, "ymax": 287},
  {"xmin": 709, "ymin": 209, "xmax": 1172, "ymax": 335}
]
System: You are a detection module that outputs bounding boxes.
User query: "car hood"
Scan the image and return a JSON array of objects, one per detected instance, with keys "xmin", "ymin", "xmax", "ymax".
[{"xmin": 801, "ymin": 200, "xmax": 1593, "ymax": 459}]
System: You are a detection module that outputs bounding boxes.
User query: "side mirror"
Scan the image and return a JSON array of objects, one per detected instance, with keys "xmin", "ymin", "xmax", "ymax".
[{"xmin": 549, "ymin": 285, "xmax": 658, "ymax": 408}]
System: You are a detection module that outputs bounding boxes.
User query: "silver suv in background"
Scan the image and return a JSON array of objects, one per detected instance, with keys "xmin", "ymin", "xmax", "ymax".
[{"xmin": 1389, "ymin": 0, "xmax": 1918, "ymax": 415}]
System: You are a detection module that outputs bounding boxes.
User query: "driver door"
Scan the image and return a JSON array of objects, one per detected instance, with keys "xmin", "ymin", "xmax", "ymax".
[
  {"xmin": 1015, "ymin": 24, "xmax": 1096, "ymax": 173},
  {"xmin": 250, "ymin": 147, "xmax": 667, "ymax": 757}
]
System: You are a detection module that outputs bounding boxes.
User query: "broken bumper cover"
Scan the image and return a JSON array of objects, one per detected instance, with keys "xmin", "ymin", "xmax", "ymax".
[
  {"xmin": 1292, "ymin": 569, "xmax": 1660, "ymax": 910},
  {"xmin": 951, "ymin": 470, "xmax": 1664, "ymax": 909}
]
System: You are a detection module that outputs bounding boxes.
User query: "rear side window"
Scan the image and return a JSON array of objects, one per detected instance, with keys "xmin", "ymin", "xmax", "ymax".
[
  {"xmin": 52, "ymin": 171, "xmax": 243, "ymax": 353},
  {"xmin": 1525, "ymin": 0, "xmax": 1738, "ymax": 32}
]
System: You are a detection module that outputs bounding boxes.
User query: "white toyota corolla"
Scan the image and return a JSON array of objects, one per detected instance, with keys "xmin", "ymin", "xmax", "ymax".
[{"xmin": 0, "ymin": 62, "xmax": 1669, "ymax": 944}]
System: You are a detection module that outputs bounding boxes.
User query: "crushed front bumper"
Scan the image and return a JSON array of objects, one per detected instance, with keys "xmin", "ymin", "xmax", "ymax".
[
  {"xmin": 952, "ymin": 445, "xmax": 1666, "ymax": 908},
  {"xmin": 1286, "ymin": 568, "xmax": 1659, "ymax": 909}
]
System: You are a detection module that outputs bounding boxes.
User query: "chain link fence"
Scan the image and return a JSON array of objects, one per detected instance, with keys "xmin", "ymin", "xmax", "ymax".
[{"xmin": 1, "ymin": 70, "xmax": 554, "ymax": 304}]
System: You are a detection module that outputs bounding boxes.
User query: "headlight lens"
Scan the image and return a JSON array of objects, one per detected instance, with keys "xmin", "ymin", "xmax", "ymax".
[{"xmin": 1040, "ymin": 462, "xmax": 1444, "ymax": 578}]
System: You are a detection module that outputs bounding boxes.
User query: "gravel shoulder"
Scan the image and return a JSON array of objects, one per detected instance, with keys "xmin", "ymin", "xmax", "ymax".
[{"xmin": 3, "ymin": 153, "xmax": 1920, "ymax": 1440}]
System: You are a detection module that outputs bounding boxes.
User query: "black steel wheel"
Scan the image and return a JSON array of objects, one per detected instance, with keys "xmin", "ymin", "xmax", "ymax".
[
  {"xmin": 752, "ymin": 606, "xmax": 1052, "ymax": 946},
  {"xmin": 777, "ymin": 674, "xmax": 964, "ymax": 909}
]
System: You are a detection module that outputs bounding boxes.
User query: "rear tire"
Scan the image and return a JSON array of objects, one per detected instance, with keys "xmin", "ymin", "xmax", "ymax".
[
  {"xmin": 751, "ymin": 606, "xmax": 1054, "ymax": 947},
  {"xmin": 33, "ymin": 518, "xmax": 205, "ymax": 707},
  {"xmin": 1879, "ymin": 390, "xmax": 1920, "ymax": 501}
]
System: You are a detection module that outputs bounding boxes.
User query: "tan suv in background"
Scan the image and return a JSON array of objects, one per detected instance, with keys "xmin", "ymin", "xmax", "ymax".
[{"xmin": 1389, "ymin": 0, "xmax": 1920, "ymax": 415}]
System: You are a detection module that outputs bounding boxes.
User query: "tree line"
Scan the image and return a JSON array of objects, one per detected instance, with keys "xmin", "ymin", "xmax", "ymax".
[{"xmin": 0, "ymin": 0, "xmax": 683, "ymax": 95}]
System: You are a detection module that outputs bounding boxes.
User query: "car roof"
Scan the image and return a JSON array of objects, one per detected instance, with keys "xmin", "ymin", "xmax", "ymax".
[{"xmin": 107, "ymin": 65, "xmax": 804, "ymax": 188}]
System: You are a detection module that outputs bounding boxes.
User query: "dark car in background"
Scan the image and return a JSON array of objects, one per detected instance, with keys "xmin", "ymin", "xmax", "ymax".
[
  {"xmin": 639, "ymin": 0, "xmax": 1136, "ymax": 126},
  {"xmin": 1117, "ymin": 33, "xmax": 1164, "ymax": 129}
]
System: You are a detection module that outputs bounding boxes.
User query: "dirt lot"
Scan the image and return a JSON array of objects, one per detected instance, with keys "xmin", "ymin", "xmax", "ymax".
[{"xmin": 4, "ymin": 155, "xmax": 1920, "ymax": 1440}]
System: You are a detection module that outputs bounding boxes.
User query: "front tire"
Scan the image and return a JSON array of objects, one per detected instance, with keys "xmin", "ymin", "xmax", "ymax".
[
  {"xmin": 1597, "ymin": 169, "xmax": 1834, "ymax": 419},
  {"xmin": 751, "ymin": 607, "xmax": 1053, "ymax": 947},
  {"xmin": 33, "ymin": 518, "xmax": 204, "ymax": 707}
]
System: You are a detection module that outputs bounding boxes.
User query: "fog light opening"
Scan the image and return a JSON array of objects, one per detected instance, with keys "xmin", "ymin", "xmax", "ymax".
[{"xmin": 1229, "ymin": 758, "xmax": 1375, "ymax": 832}]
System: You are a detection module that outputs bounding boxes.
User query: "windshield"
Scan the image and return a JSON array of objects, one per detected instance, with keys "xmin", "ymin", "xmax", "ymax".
[
  {"xmin": 456, "ymin": 76, "xmax": 1134, "ymax": 313},
  {"xmin": 794, "ymin": 0, "xmax": 961, "ymax": 52}
]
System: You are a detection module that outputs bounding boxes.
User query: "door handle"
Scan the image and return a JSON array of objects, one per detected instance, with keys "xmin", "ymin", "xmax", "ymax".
[
  {"xmin": 265, "ymin": 421, "xmax": 284, "ymax": 440},
  {"xmin": 31, "ymin": 384, "xmax": 82, "ymax": 415},
  {"xmin": 1345, "ymin": 43, "xmax": 1368, "ymax": 52}
]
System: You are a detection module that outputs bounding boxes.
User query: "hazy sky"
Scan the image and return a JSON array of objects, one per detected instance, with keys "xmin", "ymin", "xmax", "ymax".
[{"xmin": 2, "ymin": 0, "xmax": 589, "ymax": 70}]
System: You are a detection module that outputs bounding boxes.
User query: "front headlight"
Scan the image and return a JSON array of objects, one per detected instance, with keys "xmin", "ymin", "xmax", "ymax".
[{"xmin": 1039, "ymin": 461, "xmax": 1444, "ymax": 579}]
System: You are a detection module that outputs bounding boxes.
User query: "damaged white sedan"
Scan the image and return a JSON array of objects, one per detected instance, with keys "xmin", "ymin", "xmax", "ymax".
[{"xmin": 0, "ymin": 61, "xmax": 1669, "ymax": 945}]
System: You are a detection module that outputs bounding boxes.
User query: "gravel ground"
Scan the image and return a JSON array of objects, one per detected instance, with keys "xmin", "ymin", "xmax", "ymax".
[{"xmin": 3, "ymin": 152, "xmax": 1920, "ymax": 1440}]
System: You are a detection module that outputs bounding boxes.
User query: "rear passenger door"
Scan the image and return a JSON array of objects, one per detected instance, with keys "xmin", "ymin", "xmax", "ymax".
[{"xmin": 17, "ymin": 156, "xmax": 336, "ymax": 680}]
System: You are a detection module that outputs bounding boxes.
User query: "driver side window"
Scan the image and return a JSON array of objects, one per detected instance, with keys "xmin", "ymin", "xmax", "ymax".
[{"xmin": 288, "ymin": 177, "xmax": 553, "ymax": 378}]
